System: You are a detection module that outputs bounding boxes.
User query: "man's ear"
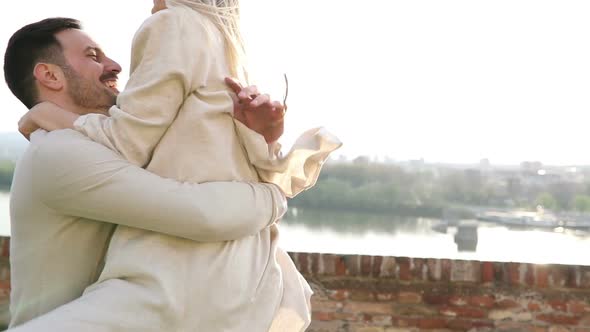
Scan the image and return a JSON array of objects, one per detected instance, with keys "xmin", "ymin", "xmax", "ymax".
[{"xmin": 33, "ymin": 63, "xmax": 65, "ymax": 92}]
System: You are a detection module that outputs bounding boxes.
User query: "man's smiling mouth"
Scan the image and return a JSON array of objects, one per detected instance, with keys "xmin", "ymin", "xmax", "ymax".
[{"xmin": 103, "ymin": 79, "xmax": 118, "ymax": 92}]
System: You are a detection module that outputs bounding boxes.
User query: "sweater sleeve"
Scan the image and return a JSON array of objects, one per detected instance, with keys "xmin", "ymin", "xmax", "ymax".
[
  {"xmin": 234, "ymin": 121, "xmax": 343, "ymax": 198},
  {"xmin": 73, "ymin": 8, "xmax": 208, "ymax": 167},
  {"xmin": 31, "ymin": 130, "xmax": 286, "ymax": 243}
]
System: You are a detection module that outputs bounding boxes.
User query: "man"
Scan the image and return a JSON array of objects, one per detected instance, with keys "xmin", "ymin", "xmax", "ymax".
[{"xmin": 4, "ymin": 17, "xmax": 289, "ymax": 329}]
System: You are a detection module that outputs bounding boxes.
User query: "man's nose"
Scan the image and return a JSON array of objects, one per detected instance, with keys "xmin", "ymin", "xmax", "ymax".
[{"xmin": 104, "ymin": 57, "xmax": 122, "ymax": 74}]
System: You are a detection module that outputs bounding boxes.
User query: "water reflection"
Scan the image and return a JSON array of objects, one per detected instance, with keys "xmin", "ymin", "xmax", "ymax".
[
  {"xmin": 2, "ymin": 194, "xmax": 590, "ymax": 265},
  {"xmin": 284, "ymin": 208, "xmax": 439, "ymax": 234},
  {"xmin": 281, "ymin": 208, "xmax": 590, "ymax": 266}
]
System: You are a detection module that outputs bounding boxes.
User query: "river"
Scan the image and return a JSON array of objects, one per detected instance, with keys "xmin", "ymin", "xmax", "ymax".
[{"xmin": 2, "ymin": 193, "xmax": 590, "ymax": 265}]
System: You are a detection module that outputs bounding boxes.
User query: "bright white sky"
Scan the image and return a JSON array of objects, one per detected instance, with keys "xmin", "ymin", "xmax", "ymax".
[{"xmin": 1, "ymin": 0, "xmax": 590, "ymax": 165}]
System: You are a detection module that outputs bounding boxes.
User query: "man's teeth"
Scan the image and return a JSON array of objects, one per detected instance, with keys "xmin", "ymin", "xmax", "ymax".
[{"xmin": 104, "ymin": 81, "xmax": 117, "ymax": 88}]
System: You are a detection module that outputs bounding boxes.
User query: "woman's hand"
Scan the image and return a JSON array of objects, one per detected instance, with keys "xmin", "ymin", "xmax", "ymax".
[
  {"xmin": 18, "ymin": 102, "xmax": 80, "ymax": 140},
  {"xmin": 18, "ymin": 111, "xmax": 40, "ymax": 140},
  {"xmin": 225, "ymin": 77, "xmax": 285, "ymax": 144}
]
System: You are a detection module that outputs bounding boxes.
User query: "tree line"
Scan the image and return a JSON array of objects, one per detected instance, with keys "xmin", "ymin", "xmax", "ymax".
[
  {"xmin": 3, "ymin": 158, "xmax": 590, "ymax": 218},
  {"xmin": 290, "ymin": 160, "xmax": 590, "ymax": 218},
  {"xmin": 0, "ymin": 160, "xmax": 14, "ymax": 192}
]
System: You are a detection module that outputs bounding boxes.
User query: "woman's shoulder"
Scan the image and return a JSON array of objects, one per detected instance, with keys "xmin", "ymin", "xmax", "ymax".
[
  {"xmin": 136, "ymin": 8, "xmax": 180, "ymax": 32},
  {"xmin": 137, "ymin": 6, "xmax": 208, "ymax": 34}
]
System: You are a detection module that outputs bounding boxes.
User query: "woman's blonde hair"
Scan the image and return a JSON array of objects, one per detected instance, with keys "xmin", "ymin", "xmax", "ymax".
[{"xmin": 165, "ymin": 0, "xmax": 247, "ymax": 81}]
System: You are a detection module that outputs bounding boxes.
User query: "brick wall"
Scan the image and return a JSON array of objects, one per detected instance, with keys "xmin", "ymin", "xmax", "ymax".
[
  {"xmin": 0, "ymin": 236, "xmax": 589, "ymax": 331},
  {"xmin": 288, "ymin": 253, "xmax": 590, "ymax": 332},
  {"xmin": 0, "ymin": 237, "xmax": 10, "ymax": 328}
]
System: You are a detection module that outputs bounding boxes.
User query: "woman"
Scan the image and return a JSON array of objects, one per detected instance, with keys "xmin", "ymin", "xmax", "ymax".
[{"xmin": 22, "ymin": 0, "xmax": 341, "ymax": 331}]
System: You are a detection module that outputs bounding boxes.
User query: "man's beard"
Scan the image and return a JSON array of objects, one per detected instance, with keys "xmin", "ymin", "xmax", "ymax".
[{"xmin": 62, "ymin": 67, "xmax": 117, "ymax": 112}]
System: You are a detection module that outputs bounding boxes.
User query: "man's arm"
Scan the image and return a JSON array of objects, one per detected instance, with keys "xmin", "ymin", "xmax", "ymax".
[{"xmin": 31, "ymin": 130, "xmax": 286, "ymax": 242}]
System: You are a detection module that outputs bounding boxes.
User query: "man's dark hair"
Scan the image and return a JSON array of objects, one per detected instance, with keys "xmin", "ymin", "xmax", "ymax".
[{"xmin": 4, "ymin": 18, "xmax": 82, "ymax": 108}]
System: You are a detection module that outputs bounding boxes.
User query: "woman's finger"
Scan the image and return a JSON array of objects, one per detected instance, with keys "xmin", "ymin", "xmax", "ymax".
[
  {"xmin": 250, "ymin": 94, "xmax": 270, "ymax": 107},
  {"xmin": 239, "ymin": 85, "xmax": 259, "ymax": 100},
  {"xmin": 224, "ymin": 77, "xmax": 243, "ymax": 94}
]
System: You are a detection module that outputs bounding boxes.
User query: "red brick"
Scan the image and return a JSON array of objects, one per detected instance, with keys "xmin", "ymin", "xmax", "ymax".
[
  {"xmin": 549, "ymin": 267, "xmax": 569, "ymax": 288},
  {"xmin": 496, "ymin": 299, "xmax": 521, "ymax": 309},
  {"xmin": 308, "ymin": 321, "xmax": 346, "ymax": 332},
  {"xmin": 312, "ymin": 311, "xmax": 335, "ymax": 321},
  {"xmin": 529, "ymin": 327, "xmax": 548, "ymax": 332},
  {"xmin": 423, "ymin": 293, "xmax": 450, "ymax": 305},
  {"xmin": 0, "ymin": 264, "xmax": 9, "ymax": 282},
  {"xmin": 343, "ymin": 302, "xmax": 393, "ymax": 315},
  {"xmin": 299, "ymin": 253, "xmax": 310, "ymax": 274},
  {"xmin": 335, "ymin": 256, "xmax": 347, "ymax": 276},
  {"xmin": 311, "ymin": 253, "xmax": 320, "ymax": 274},
  {"xmin": 469, "ymin": 295, "xmax": 495, "ymax": 308},
  {"xmin": 579, "ymin": 268, "xmax": 590, "ymax": 288},
  {"xmin": 398, "ymin": 257, "xmax": 411, "ymax": 281},
  {"xmin": 361, "ymin": 256, "xmax": 372, "ymax": 276},
  {"xmin": 471, "ymin": 320, "xmax": 495, "ymax": 329},
  {"xmin": 371, "ymin": 315, "xmax": 392, "ymax": 326},
  {"xmin": 418, "ymin": 318, "xmax": 447, "ymax": 329},
  {"xmin": 345, "ymin": 256, "xmax": 361, "ymax": 276},
  {"xmin": 376, "ymin": 292, "xmax": 396, "ymax": 302},
  {"xmin": 526, "ymin": 263, "xmax": 535, "ymax": 286},
  {"xmin": 391, "ymin": 316, "xmax": 420, "ymax": 327},
  {"xmin": 412, "ymin": 258, "xmax": 426, "ymax": 280},
  {"xmin": 318, "ymin": 254, "xmax": 338, "ymax": 275},
  {"xmin": 449, "ymin": 296, "xmax": 468, "ymax": 306},
  {"xmin": 493, "ymin": 262, "xmax": 505, "ymax": 282},
  {"xmin": 427, "ymin": 259, "xmax": 441, "ymax": 281},
  {"xmin": 350, "ymin": 290, "xmax": 376, "ymax": 302},
  {"xmin": 567, "ymin": 300, "xmax": 590, "ymax": 314},
  {"xmin": 0, "ymin": 280, "xmax": 10, "ymax": 291},
  {"xmin": 440, "ymin": 306, "xmax": 486, "ymax": 319},
  {"xmin": 372, "ymin": 256, "xmax": 383, "ymax": 277},
  {"xmin": 548, "ymin": 327, "xmax": 571, "ymax": 332},
  {"xmin": 450, "ymin": 260, "xmax": 480, "ymax": 282},
  {"xmin": 333, "ymin": 312, "xmax": 359, "ymax": 321},
  {"xmin": 0, "ymin": 238, "xmax": 9, "ymax": 258},
  {"xmin": 379, "ymin": 257, "xmax": 396, "ymax": 278},
  {"xmin": 549, "ymin": 299, "xmax": 568, "ymax": 312},
  {"xmin": 398, "ymin": 291, "xmax": 422, "ymax": 304},
  {"xmin": 482, "ymin": 262, "xmax": 494, "ymax": 283},
  {"xmin": 536, "ymin": 266, "xmax": 549, "ymax": 288},
  {"xmin": 578, "ymin": 315, "xmax": 590, "ymax": 325},
  {"xmin": 441, "ymin": 259, "xmax": 452, "ymax": 281},
  {"xmin": 567, "ymin": 267, "xmax": 579, "ymax": 288},
  {"xmin": 494, "ymin": 322, "xmax": 533, "ymax": 330},
  {"xmin": 508, "ymin": 263, "xmax": 523, "ymax": 285},
  {"xmin": 528, "ymin": 302, "xmax": 543, "ymax": 312},
  {"xmin": 327, "ymin": 290, "xmax": 349, "ymax": 301},
  {"xmin": 537, "ymin": 313, "xmax": 581, "ymax": 325},
  {"xmin": 446, "ymin": 319, "xmax": 474, "ymax": 330},
  {"xmin": 392, "ymin": 304, "xmax": 437, "ymax": 317},
  {"xmin": 311, "ymin": 299, "xmax": 342, "ymax": 311}
]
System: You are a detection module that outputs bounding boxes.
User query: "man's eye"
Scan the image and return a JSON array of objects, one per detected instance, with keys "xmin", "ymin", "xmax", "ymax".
[{"xmin": 88, "ymin": 54, "xmax": 98, "ymax": 61}]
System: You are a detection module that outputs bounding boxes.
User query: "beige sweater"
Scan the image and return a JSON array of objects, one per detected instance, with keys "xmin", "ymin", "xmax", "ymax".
[
  {"xmin": 9, "ymin": 130, "xmax": 286, "ymax": 328},
  {"xmin": 72, "ymin": 5, "xmax": 341, "ymax": 332}
]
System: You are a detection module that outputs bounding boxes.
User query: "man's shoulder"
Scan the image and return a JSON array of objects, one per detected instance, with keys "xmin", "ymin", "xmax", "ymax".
[
  {"xmin": 30, "ymin": 129, "xmax": 108, "ymax": 165},
  {"xmin": 31, "ymin": 129, "xmax": 90, "ymax": 152}
]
